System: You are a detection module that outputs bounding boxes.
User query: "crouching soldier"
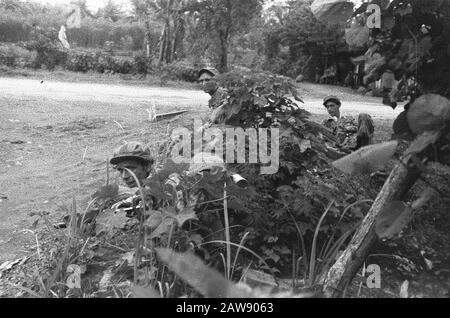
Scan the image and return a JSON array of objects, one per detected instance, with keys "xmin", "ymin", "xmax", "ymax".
[
  {"xmin": 109, "ymin": 141, "xmax": 159, "ymax": 217},
  {"xmin": 322, "ymin": 95, "xmax": 375, "ymax": 152},
  {"xmin": 59, "ymin": 142, "xmax": 158, "ymax": 232}
]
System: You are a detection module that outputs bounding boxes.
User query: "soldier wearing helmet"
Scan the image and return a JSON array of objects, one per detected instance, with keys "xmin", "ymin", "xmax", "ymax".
[
  {"xmin": 109, "ymin": 142, "xmax": 159, "ymax": 217},
  {"xmin": 110, "ymin": 141, "xmax": 154, "ymax": 188}
]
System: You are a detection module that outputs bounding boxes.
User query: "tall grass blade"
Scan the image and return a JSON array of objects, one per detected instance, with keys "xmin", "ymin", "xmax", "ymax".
[
  {"xmin": 223, "ymin": 182, "xmax": 231, "ymax": 280},
  {"xmin": 231, "ymin": 232, "xmax": 250, "ymax": 279},
  {"xmin": 309, "ymin": 200, "xmax": 334, "ymax": 286}
]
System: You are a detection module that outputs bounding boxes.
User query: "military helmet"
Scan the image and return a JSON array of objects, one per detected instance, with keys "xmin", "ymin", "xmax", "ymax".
[
  {"xmin": 323, "ymin": 95, "xmax": 341, "ymax": 107},
  {"xmin": 110, "ymin": 142, "xmax": 154, "ymax": 166}
]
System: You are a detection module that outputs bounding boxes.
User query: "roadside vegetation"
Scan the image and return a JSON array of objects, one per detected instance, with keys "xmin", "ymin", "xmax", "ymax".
[{"xmin": 0, "ymin": 0, "xmax": 449, "ymax": 298}]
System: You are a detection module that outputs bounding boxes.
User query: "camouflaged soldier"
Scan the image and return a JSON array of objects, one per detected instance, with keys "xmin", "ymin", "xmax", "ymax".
[
  {"xmin": 59, "ymin": 142, "xmax": 157, "ymax": 229},
  {"xmin": 110, "ymin": 142, "xmax": 154, "ymax": 189},
  {"xmin": 322, "ymin": 95, "xmax": 374, "ymax": 151},
  {"xmin": 202, "ymin": 80, "xmax": 228, "ymax": 110},
  {"xmin": 110, "ymin": 141, "xmax": 158, "ymax": 216}
]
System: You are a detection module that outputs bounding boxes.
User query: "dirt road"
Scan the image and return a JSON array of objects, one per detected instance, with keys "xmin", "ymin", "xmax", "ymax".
[
  {"xmin": 0, "ymin": 77, "xmax": 402, "ymax": 119},
  {"xmin": 0, "ymin": 77, "xmax": 400, "ymax": 262}
]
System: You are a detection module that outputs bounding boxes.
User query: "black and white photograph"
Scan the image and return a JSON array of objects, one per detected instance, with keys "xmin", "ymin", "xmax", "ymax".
[{"xmin": 0, "ymin": 0, "xmax": 449, "ymax": 300}]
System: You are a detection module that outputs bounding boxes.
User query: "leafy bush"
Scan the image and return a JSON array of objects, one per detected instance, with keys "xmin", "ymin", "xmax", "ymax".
[
  {"xmin": 23, "ymin": 28, "xmax": 68, "ymax": 71},
  {"xmin": 132, "ymin": 52, "xmax": 153, "ymax": 75},
  {"xmin": 65, "ymin": 51, "xmax": 97, "ymax": 73},
  {"xmin": 167, "ymin": 71, "xmax": 375, "ymax": 277},
  {"xmin": 0, "ymin": 43, "xmax": 34, "ymax": 67},
  {"xmin": 65, "ymin": 50, "xmax": 134, "ymax": 74},
  {"xmin": 261, "ymin": 56, "xmax": 292, "ymax": 78},
  {"xmin": 160, "ymin": 60, "xmax": 199, "ymax": 82}
]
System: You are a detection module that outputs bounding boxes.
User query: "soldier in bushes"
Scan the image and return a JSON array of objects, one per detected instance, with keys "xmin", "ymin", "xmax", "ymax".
[
  {"xmin": 322, "ymin": 95, "xmax": 375, "ymax": 151},
  {"xmin": 60, "ymin": 142, "xmax": 158, "ymax": 230},
  {"xmin": 108, "ymin": 141, "xmax": 159, "ymax": 217},
  {"xmin": 198, "ymin": 70, "xmax": 230, "ymax": 126}
]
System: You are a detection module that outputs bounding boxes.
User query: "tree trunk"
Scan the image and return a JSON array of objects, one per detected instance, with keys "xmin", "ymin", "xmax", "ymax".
[
  {"xmin": 219, "ymin": 37, "xmax": 228, "ymax": 73},
  {"xmin": 322, "ymin": 161, "xmax": 420, "ymax": 297},
  {"xmin": 145, "ymin": 21, "xmax": 151, "ymax": 58},
  {"xmin": 321, "ymin": 131, "xmax": 444, "ymax": 297},
  {"xmin": 164, "ymin": 19, "xmax": 172, "ymax": 63},
  {"xmin": 170, "ymin": 15, "xmax": 178, "ymax": 63},
  {"xmin": 158, "ymin": 25, "xmax": 166, "ymax": 63}
]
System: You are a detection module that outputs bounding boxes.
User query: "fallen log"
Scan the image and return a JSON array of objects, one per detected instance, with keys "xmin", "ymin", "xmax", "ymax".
[{"xmin": 321, "ymin": 131, "xmax": 443, "ymax": 297}]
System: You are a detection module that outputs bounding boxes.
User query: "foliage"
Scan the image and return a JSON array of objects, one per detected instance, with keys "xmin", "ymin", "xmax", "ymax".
[
  {"xmin": 261, "ymin": 0, "xmax": 344, "ymax": 79},
  {"xmin": 0, "ymin": 43, "xmax": 34, "ymax": 67},
  {"xmin": 66, "ymin": 18, "xmax": 152, "ymax": 51},
  {"xmin": 211, "ymin": 70, "xmax": 304, "ymax": 127},
  {"xmin": 191, "ymin": 71, "xmax": 375, "ymax": 277},
  {"xmin": 97, "ymin": 0, "xmax": 124, "ymax": 22},
  {"xmin": 159, "ymin": 59, "xmax": 199, "ymax": 82},
  {"xmin": 23, "ymin": 28, "xmax": 68, "ymax": 70},
  {"xmin": 346, "ymin": 0, "xmax": 450, "ymax": 104},
  {"xmin": 132, "ymin": 51, "xmax": 153, "ymax": 75},
  {"xmin": 0, "ymin": 1, "xmax": 153, "ymax": 51},
  {"xmin": 65, "ymin": 50, "xmax": 134, "ymax": 74},
  {"xmin": 186, "ymin": 0, "xmax": 263, "ymax": 72}
]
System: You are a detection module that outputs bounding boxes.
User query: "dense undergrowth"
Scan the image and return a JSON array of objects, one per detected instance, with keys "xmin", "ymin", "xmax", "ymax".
[{"xmin": 0, "ymin": 71, "xmax": 379, "ymax": 298}]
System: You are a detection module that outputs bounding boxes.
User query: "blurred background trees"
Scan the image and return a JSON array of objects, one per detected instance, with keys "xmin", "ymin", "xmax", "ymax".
[{"xmin": 3, "ymin": 0, "xmax": 447, "ymax": 95}]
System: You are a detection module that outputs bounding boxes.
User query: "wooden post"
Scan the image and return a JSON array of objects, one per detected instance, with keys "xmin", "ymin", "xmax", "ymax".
[{"xmin": 321, "ymin": 131, "xmax": 444, "ymax": 297}]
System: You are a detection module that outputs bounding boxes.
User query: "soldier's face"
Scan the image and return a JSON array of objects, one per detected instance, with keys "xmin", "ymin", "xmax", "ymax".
[
  {"xmin": 115, "ymin": 160, "xmax": 149, "ymax": 188},
  {"xmin": 202, "ymin": 81, "xmax": 218, "ymax": 95},
  {"xmin": 325, "ymin": 102, "xmax": 341, "ymax": 118}
]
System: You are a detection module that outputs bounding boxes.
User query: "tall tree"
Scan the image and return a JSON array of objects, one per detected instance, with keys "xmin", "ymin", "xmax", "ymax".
[
  {"xmin": 188, "ymin": 0, "xmax": 263, "ymax": 72},
  {"xmin": 99, "ymin": 0, "xmax": 123, "ymax": 22},
  {"xmin": 131, "ymin": 0, "xmax": 187, "ymax": 62},
  {"xmin": 261, "ymin": 0, "xmax": 346, "ymax": 78}
]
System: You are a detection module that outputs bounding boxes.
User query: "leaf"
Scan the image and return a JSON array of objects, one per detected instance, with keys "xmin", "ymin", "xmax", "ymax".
[
  {"xmin": 155, "ymin": 159, "xmax": 189, "ymax": 182},
  {"xmin": 332, "ymin": 141, "xmax": 398, "ymax": 175},
  {"xmin": 311, "ymin": 0, "xmax": 354, "ymax": 25},
  {"xmin": 399, "ymin": 280, "xmax": 409, "ymax": 298},
  {"xmin": 375, "ymin": 201, "xmax": 413, "ymax": 239},
  {"xmin": 406, "ymin": 94, "xmax": 450, "ymax": 134},
  {"xmin": 155, "ymin": 248, "xmax": 247, "ymax": 298},
  {"xmin": 150, "ymin": 217, "xmax": 174, "ymax": 239},
  {"xmin": 66, "ymin": 264, "xmax": 82, "ymax": 289},
  {"xmin": 298, "ymin": 139, "xmax": 312, "ymax": 153},
  {"xmin": 121, "ymin": 252, "xmax": 135, "ymax": 266},
  {"xmin": 393, "ymin": 109, "xmax": 412, "ymax": 135},
  {"xmin": 144, "ymin": 211, "xmax": 163, "ymax": 230},
  {"xmin": 363, "ymin": 53, "xmax": 386, "ymax": 84},
  {"xmin": 394, "ymin": 5, "xmax": 413, "ymax": 16},
  {"xmin": 418, "ymin": 36, "xmax": 433, "ymax": 57},
  {"xmin": 345, "ymin": 22, "xmax": 370, "ymax": 50},
  {"xmin": 382, "ymin": 15, "xmax": 396, "ymax": 31},
  {"xmin": 95, "ymin": 210, "xmax": 129, "ymax": 237},
  {"xmin": 92, "ymin": 184, "xmax": 119, "ymax": 200},
  {"xmin": 174, "ymin": 206, "xmax": 198, "ymax": 228},
  {"xmin": 99, "ymin": 269, "xmax": 113, "ymax": 291},
  {"xmin": 254, "ymin": 95, "xmax": 268, "ymax": 107}
]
